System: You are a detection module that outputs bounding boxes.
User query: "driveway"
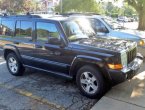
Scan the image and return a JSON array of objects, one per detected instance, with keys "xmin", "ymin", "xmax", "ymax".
[{"xmin": 0, "ymin": 50, "xmax": 97, "ymax": 110}]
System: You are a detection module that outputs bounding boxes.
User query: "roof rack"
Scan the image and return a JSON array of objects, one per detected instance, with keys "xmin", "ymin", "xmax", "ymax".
[{"xmin": 1, "ymin": 12, "xmax": 42, "ymax": 18}]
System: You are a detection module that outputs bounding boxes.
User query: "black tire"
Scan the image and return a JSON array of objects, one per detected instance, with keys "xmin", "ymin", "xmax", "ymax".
[
  {"xmin": 6, "ymin": 53, "xmax": 25, "ymax": 76},
  {"xmin": 76, "ymin": 65, "xmax": 105, "ymax": 99}
]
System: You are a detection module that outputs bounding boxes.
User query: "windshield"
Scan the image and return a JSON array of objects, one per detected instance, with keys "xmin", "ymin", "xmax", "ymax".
[
  {"xmin": 102, "ymin": 17, "xmax": 123, "ymax": 30},
  {"xmin": 61, "ymin": 18, "xmax": 96, "ymax": 42}
]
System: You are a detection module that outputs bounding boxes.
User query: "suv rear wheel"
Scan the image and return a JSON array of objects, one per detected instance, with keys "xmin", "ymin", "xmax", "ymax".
[
  {"xmin": 76, "ymin": 65, "xmax": 105, "ymax": 98},
  {"xmin": 6, "ymin": 53, "xmax": 25, "ymax": 76}
]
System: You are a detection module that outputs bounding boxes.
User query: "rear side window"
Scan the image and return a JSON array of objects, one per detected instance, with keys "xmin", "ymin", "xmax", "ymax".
[
  {"xmin": 15, "ymin": 21, "xmax": 32, "ymax": 40},
  {"xmin": 36, "ymin": 22, "xmax": 60, "ymax": 42},
  {"xmin": 0, "ymin": 20, "xmax": 14, "ymax": 38}
]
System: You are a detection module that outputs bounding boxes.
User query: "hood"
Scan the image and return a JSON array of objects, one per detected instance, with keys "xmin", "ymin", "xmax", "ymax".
[
  {"xmin": 111, "ymin": 29, "xmax": 145, "ymax": 41},
  {"xmin": 75, "ymin": 38, "xmax": 136, "ymax": 52},
  {"xmin": 119, "ymin": 29, "xmax": 145, "ymax": 39}
]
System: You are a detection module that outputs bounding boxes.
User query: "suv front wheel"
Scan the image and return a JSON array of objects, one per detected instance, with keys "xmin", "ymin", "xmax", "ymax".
[
  {"xmin": 76, "ymin": 65, "xmax": 105, "ymax": 98},
  {"xmin": 6, "ymin": 53, "xmax": 25, "ymax": 76}
]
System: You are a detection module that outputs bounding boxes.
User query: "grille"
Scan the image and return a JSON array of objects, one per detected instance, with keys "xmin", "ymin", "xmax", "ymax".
[{"xmin": 127, "ymin": 47, "xmax": 137, "ymax": 63}]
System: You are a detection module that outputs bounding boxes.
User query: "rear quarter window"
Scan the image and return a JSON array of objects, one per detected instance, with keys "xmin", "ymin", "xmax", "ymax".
[{"xmin": 0, "ymin": 20, "xmax": 14, "ymax": 38}]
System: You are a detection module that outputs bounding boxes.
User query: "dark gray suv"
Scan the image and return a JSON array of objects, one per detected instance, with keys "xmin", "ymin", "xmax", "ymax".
[{"xmin": 0, "ymin": 15, "xmax": 143, "ymax": 98}]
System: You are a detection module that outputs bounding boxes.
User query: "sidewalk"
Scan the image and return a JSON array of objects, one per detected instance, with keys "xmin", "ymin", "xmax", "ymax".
[{"xmin": 91, "ymin": 64, "xmax": 145, "ymax": 110}]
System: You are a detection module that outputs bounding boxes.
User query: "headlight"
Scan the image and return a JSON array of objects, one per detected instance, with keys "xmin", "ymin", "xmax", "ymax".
[
  {"xmin": 139, "ymin": 40, "xmax": 145, "ymax": 46},
  {"xmin": 108, "ymin": 52, "xmax": 127, "ymax": 70},
  {"xmin": 121, "ymin": 52, "xmax": 127, "ymax": 67}
]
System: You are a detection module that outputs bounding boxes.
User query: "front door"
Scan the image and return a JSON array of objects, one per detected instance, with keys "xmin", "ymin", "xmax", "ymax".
[{"xmin": 32, "ymin": 21, "xmax": 72, "ymax": 74}]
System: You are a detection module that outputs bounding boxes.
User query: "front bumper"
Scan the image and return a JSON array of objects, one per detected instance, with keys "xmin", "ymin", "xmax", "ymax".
[{"xmin": 109, "ymin": 54, "xmax": 143, "ymax": 85}]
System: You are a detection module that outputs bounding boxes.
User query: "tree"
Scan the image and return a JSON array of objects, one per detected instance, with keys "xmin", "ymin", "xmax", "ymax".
[
  {"xmin": 105, "ymin": 1, "xmax": 137, "ymax": 18},
  {"xmin": 125, "ymin": 0, "xmax": 145, "ymax": 30},
  {"xmin": 105, "ymin": 2, "xmax": 120, "ymax": 17},
  {"xmin": 124, "ymin": 4, "xmax": 137, "ymax": 17},
  {"xmin": 23, "ymin": 0, "xmax": 37, "ymax": 12},
  {"xmin": 0, "ymin": 0, "xmax": 24, "ymax": 13},
  {"xmin": 0, "ymin": 0, "xmax": 37, "ymax": 14},
  {"xmin": 55, "ymin": 0, "xmax": 104, "ymax": 14}
]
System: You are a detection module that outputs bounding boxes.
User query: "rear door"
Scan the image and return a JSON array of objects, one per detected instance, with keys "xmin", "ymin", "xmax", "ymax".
[{"xmin": 13, "ymin": 20, "xmax": 36, "ymax": 66}]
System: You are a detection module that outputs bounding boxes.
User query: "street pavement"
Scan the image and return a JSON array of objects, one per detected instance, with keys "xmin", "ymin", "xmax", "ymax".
[
  {"xmin": 91, "ymin": 61, "xmax": 145, "ymax": 110},
  {"xmin": 0, "ymin": 50, "xmax": 97, "ymax": 110}
]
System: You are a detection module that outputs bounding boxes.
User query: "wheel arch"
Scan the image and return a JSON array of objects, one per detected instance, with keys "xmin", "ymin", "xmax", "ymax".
[
  {"xmin": 3, "ymin": 44, "xmax": 22, "ymax": 62},
  {"xmin": 69, "ymin": 55, "xmax": 111, "ymax": 81}
]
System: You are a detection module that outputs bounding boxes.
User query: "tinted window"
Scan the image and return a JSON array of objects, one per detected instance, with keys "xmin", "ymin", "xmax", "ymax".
[
  {"xmin": 91, "ymin": 19, "xmax": 108, "ymax": 33},
  {"xmin": 0, "ymin": 20, "xmax": 14, "ymax": 37},
  {"xmin": 61, "ymin": 18, "xmax": 95, "ymax": 42},
  {"xmin": 36, "ymin": 22, "xmax": 60, "ymax": 42},
  {"xmin": 15, "ymin": 21, "xmax": 32, "ymax": 40}
]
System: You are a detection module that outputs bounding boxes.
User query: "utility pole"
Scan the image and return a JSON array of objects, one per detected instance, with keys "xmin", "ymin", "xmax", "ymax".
[{"xmin": 60, "ymin": 0, "xmax": 62, "ymax": 13}]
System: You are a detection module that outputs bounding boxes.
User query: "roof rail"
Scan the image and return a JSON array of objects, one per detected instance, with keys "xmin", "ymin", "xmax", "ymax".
[{"xmin": 1, "ymin": 12, "xmax": 42, "ymax": 18}]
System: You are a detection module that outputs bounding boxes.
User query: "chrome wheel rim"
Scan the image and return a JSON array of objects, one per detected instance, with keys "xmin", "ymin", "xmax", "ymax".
[
  {"xmin": 8, "ymin": 57, "xmax": 18, "ymax": 73},
  {"xmin": 80, "ymin": 72, "xmax": 98, "ymax": 94}
]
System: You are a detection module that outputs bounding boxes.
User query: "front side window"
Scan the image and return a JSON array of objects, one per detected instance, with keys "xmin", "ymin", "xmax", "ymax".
[
  {"xmin": 102, "ymin": 17, "xmax": 122, "ymax": 30},
  {"xmin": 15, "ymin": 21, "xmax": 32, "ymax": 40},
  {"xmin": 36, "ymin": 22, "xmax": 60, "ymax": 43},
  {"xmin": 0, "ymin": 20, "xmax": 14, "ymax": 37},
  {"xmin": 91, "ymin": 19, "xmax": 108, "ymax": 33}
]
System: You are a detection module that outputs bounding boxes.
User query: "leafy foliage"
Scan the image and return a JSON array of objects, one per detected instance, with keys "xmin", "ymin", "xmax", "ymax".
[
  {"xmin": 55, "ymin": 0, "xmax": 104, "ymax": 14},
  {"xmin": 125, "ymin": 0, "xmax": 145, "ymax": 30},
  {"xmin": 105, "ymin": 2, "xmax": 136, "ymax": 17},
  {"xmin": 0, "ymin": 0, "xmax": 37, "ymax": 14}
]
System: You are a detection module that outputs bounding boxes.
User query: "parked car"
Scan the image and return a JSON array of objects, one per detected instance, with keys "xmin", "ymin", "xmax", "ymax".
[
  {"xmin": 0, "ymin": 15, "xmax": 143, "ymax": 98},
  {"xmin": 87, "ymin": 15, "xmax": 145, "ymax": 57},
  {"xmin": 66, "ymin": 14, "xmax": 145, "ymax": 56},
  {"xmin": 117, "ymin": 16, "xmax": 129, "ymax": 22}
]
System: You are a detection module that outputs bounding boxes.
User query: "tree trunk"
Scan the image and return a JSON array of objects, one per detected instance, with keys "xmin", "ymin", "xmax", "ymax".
[{"xmin": 138, "ymin": 11, "xmax": 145, "ymax": 31}]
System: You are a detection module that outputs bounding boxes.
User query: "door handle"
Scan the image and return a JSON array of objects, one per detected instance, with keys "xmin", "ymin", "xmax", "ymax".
[
  {"xmin": 13, "ymin": 42, "xmax": 19, "ymax": 44},
  {"xmin": 49, "ymin": 51, "xmax": 61, "ymax": 55},
  {"xmin": 54, "ymin": 51, "xmax": 61, "ymax": 55},
  {"xmin": 35, "ymin": 45, "xmax": 43, "ymax": 48}
]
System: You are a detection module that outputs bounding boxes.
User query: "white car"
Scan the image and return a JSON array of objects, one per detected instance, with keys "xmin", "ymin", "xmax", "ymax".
[
  {"xmin": 117, "ymin": 16, "xmax": 129, "ymax": 22},
  {"xmin": 90, "ymin": 15, "xmax": 145, "ymax": 56}
]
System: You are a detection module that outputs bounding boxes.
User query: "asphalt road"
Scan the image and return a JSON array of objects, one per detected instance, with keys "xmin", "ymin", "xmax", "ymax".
[{"xmin": 0, "ymin": 50, "xmax": 97, "ymax": 110}]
